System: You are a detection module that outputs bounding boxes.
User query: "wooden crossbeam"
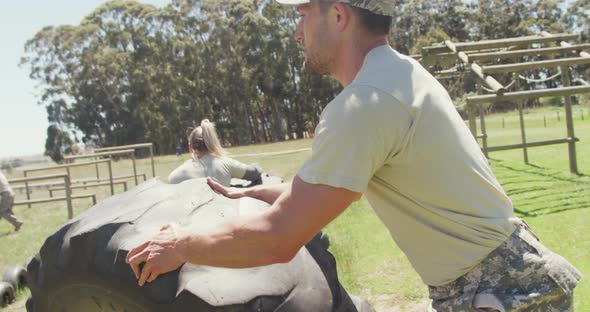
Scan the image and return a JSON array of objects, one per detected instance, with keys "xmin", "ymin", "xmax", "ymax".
[
  {"xmin": 14, "ymin": 193, "xmax": 96, "ymax": 207},
  {"xmin": 467, "ymin": 44, "xmax": 590, "ymax": 61},
  {"xmin": 444, "ymin": 40, "xmax": 505, "ymax": 95},
  {"xmin": 481, "ymin": 56, "xmax": 590, "ymax": 74},
  {"xmin": 8, "ymin": 174, "xmax": 68, "ymax": 184},
  {"xmin": 50, "ymin": 181, "xmax": 127, "ymax": 193},
  {"xmin": 484, "ymin": 137, "xmax": 578, "ymax": 152},
  {"xmin": 64, "ymin": 149, "xmax": 135, "ymax": 161},
  {"xmin": 423, "ymin": 33, "xmax": 580, "ymax": 54},
  {"xmin": 467, "ymin": 85, "xmax": 590, "ymax": 105},
  {"xmin": 94, "ymin": 143, "xmax": 153, "ymax": 153},
  {"xmin": 25, "ymin": 159, "xmax": 111, "ymax": 173},
  {"xmin": 73, "ymin": 173, "xmax": 146, "ymax": 184}
]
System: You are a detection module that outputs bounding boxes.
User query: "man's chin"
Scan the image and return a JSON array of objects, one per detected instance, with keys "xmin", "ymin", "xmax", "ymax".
[{"xmin": 303, "ymin": 61, "xmax": 322, "ymax": 75}]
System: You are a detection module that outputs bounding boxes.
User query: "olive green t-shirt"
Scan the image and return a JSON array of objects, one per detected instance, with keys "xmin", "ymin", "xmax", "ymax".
[{"xmin": 297, "ymin": 45, "xmax": 516, "ymax": 286}]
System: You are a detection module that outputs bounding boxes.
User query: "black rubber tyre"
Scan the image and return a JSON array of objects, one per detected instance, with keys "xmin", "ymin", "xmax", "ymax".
[
  {"xmin": 2, "ymin": 265, "xmax": 28, "ymax": 290},
  {"xmin": 230, "ymin": 173, "xmax": 279, "ymax": 188},
  {"xmin": 0, "ymin": 281, "xmax": 15, "ymax": 307},
  {"xmin": 26, "ymin": 177, "xmax": 374, "ymax": 312}
]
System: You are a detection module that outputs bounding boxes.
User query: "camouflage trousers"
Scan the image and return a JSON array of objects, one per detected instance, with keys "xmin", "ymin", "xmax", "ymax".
[
  {"xmin": 429, "ymin": 221, "xmax": 582, "ymax": 311},
  {"xmin": 0, "ymin": 191, "xmax": 19, "ymax": 227}
]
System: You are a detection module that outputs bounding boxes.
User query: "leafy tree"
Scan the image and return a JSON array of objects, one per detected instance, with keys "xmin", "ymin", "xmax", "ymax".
[
  {"xmin": 20, "ymin": 0, "xmax": 586, "ymax": 154},
  {"xmin": 45, "ymin": 125, "xmax": 74, "ymax": 163}
]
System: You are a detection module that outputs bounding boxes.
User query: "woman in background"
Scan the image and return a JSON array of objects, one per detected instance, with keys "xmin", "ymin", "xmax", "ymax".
[{"xmin": 168, "ymin": 119, "xmax": 262, "ymax": 186}]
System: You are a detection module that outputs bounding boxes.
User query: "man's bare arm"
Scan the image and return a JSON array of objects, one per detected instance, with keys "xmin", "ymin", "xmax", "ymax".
[
  {"xmin": 207, "ymin": 178, "xmax": 291, "ymax": 205},
  {"xmin": 127, "ymin": 176, "xmax": 360, "ymax": 286}
]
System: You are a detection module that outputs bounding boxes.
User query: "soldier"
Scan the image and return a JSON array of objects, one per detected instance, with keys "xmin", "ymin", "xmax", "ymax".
[
  {"xmin": 0, "ymin": 171, "xmax": 23, "ymax": 232},
  {"xmin": 128, "ymin": 1, "xmax": 581, "ymax": 310}
]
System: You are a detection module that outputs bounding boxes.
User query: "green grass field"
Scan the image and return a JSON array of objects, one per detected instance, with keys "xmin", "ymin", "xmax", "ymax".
[{"xmin": 1, "ymin": 105, "xmax": 588, "ymax": 311}]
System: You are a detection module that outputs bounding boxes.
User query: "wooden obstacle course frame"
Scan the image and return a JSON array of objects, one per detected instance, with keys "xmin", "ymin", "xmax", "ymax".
[
  {"xmin": 48, "ymin": 180, "xmax": 128, "ymax": 197},
  {"xmin": 64, "ymin": 149, "xmax": 141, "ymax": 186},
  {"xmin": 72, "ymin": 173, "xmax": 147, "ymax": 185},
  {"xmin": 14, "ymin": 193, "xmax": 97, "ymax": 208},
  {"xmin": 22, "ymin": 159, "xmax": 114, "ymax": 207},
  {"xmin": 93, "ymin": 143, "xmax": 155, "ymax": 178},
  {"xmin": 422, "ymin": 31, "xmax": 589, "ymax": 174},
  {"xmin": 9, "ymin": 174, "xmax": 74, "ymax": 219}
]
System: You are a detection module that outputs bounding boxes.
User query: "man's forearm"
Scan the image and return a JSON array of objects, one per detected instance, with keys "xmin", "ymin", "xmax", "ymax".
[
  {"xmin": 179, "ymin": 202, "xmax": 294, "ymax": 268},
  {"xmin": 243, "ymin": 182, "xmax": 291, "ymax": 205},
  {"xmin": 126, "ymin": 177, "xmax": 360, "ymax": 285}
]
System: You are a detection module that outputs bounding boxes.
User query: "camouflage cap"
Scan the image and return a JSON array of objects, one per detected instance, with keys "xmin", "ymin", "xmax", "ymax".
[{"xmin": 275, "ymin": 0, "xmax": 394, "ymax": 17}]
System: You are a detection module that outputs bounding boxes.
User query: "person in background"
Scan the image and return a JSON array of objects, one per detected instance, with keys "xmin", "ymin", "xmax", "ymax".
[
  {"xmin": 168, "ymin": 119, "xmax": 262, "ymax": 187},
  {"xmin": 82, "ymin": 137, "xmax": 95, "ymax": 155},
  {"xmin": 0, "ymin": 171, "xmax": 23, "ymax": 232}
]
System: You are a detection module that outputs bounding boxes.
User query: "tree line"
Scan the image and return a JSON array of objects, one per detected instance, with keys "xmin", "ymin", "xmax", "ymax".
[{"xmin": 20, "ymin": 0, "xmax": 589, "ymax": 160}]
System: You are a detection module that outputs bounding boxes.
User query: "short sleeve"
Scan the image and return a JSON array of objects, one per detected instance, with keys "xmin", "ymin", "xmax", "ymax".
[
  {"xmin": 297, "ymin": 85, "xmax": 412, "ymax": 193},
  {"xmin": 224, "ymin": 157, "xmax": 249, "ymax": 179}
]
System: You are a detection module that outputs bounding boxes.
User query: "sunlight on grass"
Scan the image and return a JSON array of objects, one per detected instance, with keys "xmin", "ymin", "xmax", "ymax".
[{"xmin": 1, "ymin": 105, "xmax": 588, "ymax": 310}]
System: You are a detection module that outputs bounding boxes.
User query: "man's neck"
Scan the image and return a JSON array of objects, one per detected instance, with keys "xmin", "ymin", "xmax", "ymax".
[{"xmin": 332, "ymin": 37, "xmax": 388, "ymax": 87}]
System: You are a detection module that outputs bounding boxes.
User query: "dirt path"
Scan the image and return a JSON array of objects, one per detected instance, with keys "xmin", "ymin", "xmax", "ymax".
[
  {"xmin": 370, "ymin": 295, "xmax": 431, "ymax": 312},
  {"xmin": 4, "ymin": 295, "xmax": 26, "ymax": 312}
]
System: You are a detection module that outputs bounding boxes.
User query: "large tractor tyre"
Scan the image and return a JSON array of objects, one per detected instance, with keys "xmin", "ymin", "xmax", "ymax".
[
  {"xmin": 2, "ymin": 265, "xmax": 28, "ymax": 290},
  {"xmin": 26, "ymin": 177, "xmax": 374, "ymax": 312},
  {"xmin": 230, "ymin": 173, "xmax": 281, "ymax": 189},
  {"xmin": 0, "ymin": 281, "xmax": 15, "ymax": 307}
]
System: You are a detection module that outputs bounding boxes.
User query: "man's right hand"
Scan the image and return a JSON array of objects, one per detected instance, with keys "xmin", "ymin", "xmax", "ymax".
[{"xmin": 207, "ymin": 178, "xmax": 247, "ymax": 199}]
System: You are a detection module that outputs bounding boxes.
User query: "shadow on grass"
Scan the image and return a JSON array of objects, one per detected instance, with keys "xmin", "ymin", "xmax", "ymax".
[
  {"xmin": 527, "ymin": 163, "xmax": 587, "ymax": 178},
  {"xmin": 491, "ymin": 160, "xmax": 589, "ymax": 218},
  {"xmin": 0, "ymin": 230, "xmax": 15, "ymax": 238},
  {"xmin": 493, "ymin": 160, "xmax": 586, "ymax": 183},
  {"xmin": 515, "ymin": 203, "xmax": 590, "ymax": 217}
]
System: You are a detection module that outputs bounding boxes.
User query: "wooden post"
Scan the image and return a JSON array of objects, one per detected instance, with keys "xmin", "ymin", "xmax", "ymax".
[
  {"xmin": 149, "ymin": 144, "xmax": 156, "ymax": 178},
  {"xmin": 557, "ymin": 111, "xmax": 560, "ymax": 121},
  {"xmin": 544, "ymin": 115, "xmax": 547, "ymax": 127},
  {"xmin": 24, "ymin": 171, "xmax": 31, "ymax": 208},
  {"xmin": 132, "ymin": 153, "xmax": 138, "ymax": 185},
  {"xmin": 502, "ymin": 118, "xmax": 505, "ymax": 128},
  {"xmin": 64, "ymin": 174, "xmax": 73, "ymax": 219},
  {"xmin": 560, "ymin": 65, "xmax": 578, "ymax": 174},
  {"xmin": 107, "ymin": 159, "xmax": 115, "ymax": 195},
  {"xmin": 467, "ymin": 102, "xmax": 478, "ymax": 139},
  {"xmin": 518, "ymin": 104, "xmax": 529, "ymax": 164},
  {"xmin": 480, "ymin": 106, "xmax": 489, "ymax": 158},
  {"xmin": 476, "ymin": 82, "xmax": 489, "ymax": 158},
  {"xmin": 95, "ymin": 156, "xmax": 100, "ymax": 180},
  {"xmin": 514, "ymin": 73, "xmax": 529, "ymax": 164},
  {"xmin": 66, "ymin": 167, "xmax": 71, "ymax": 193}
]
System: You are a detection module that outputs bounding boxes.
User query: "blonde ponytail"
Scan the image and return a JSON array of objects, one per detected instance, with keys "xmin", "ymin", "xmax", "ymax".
[{"xmin": 189, "ymin": 119, "xmax": 226, "ymax": 157}]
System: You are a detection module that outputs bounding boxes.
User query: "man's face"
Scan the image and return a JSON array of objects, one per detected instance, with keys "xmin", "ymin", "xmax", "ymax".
[{"xmin": 295, "ymin": 3, "xmax": 335, "ymax": 75}]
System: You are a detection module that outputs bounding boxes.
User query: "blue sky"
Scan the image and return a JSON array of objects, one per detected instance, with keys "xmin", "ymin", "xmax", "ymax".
[{"xmin": 0, "ymin": 0, "xmax": 169, "ymax": 159}]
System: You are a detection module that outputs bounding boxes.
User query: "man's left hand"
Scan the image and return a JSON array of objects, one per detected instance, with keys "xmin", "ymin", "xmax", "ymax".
[{"xmin": 126, "ymin": 223, "xmax": 187, "ymax": 286}]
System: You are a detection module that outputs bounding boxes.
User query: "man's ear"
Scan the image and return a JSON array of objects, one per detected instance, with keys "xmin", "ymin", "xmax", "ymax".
[{"xmin": 330, "ymin": 3, "xmax": 351, "ymax": 32}]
